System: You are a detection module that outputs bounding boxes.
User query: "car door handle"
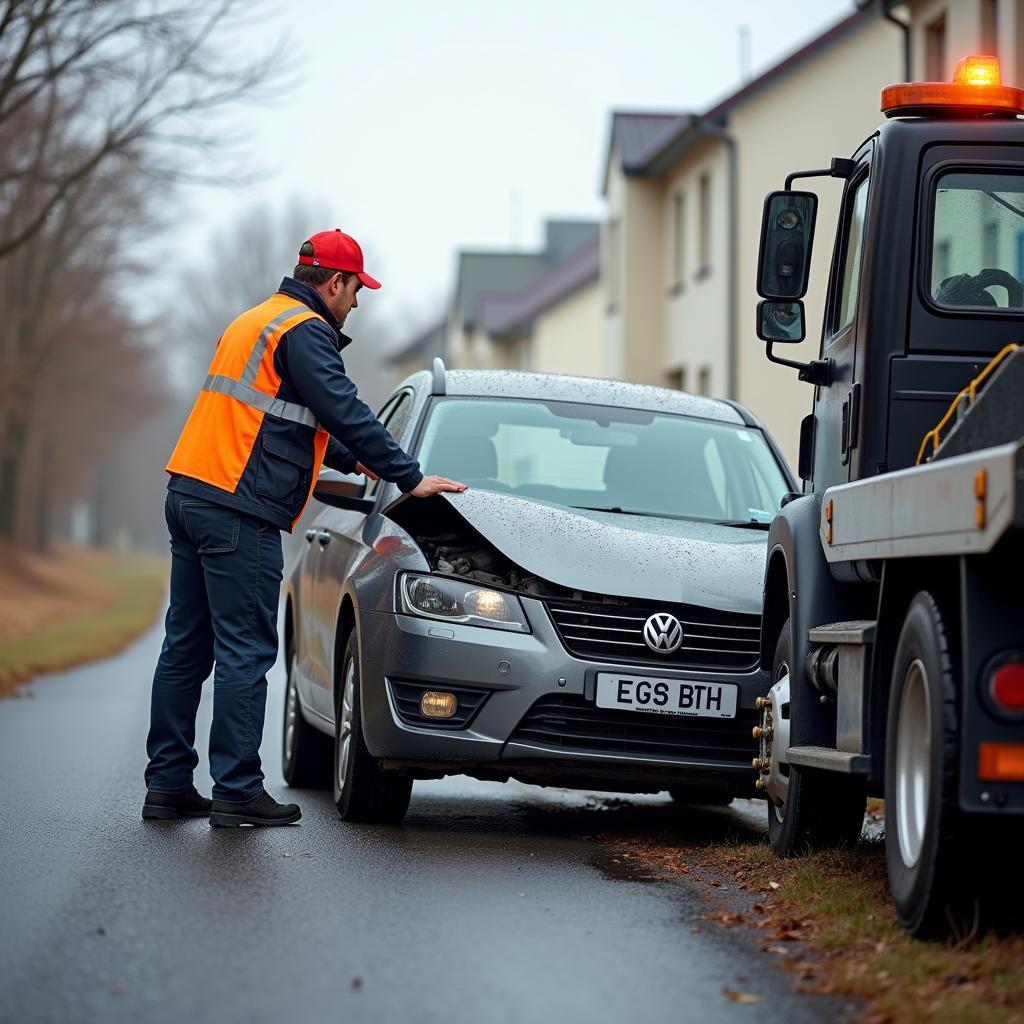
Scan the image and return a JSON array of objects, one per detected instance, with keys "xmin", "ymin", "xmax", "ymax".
[
  {"xmin": 316, "ymin": 530, "xmax": 331, "ymax": 546},
  {"xmin": 304, "ymin": 529, "xmax": 316, "ymax": 543}
]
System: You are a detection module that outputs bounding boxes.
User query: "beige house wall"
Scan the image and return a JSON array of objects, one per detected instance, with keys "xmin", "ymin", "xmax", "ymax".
[
  {"xmin": 662, "ymin": 139, "xmax": 730, "ymax": 396},
  {"xmin": 728, "ymin": 15, "xmax": 901, "ymax": 467},
  {"xmin": 603, "ymin": 166, "xmax": 667, "ymax": 385},
  {"xmin": 603, "ymin": 166, "xmax": 627, "ymax": 381},
  {"xmin": 909, "ymin": 0, "xmax": 1024, "ymax": 83},
  {"xmin": 526, "ymin": 279, "xmax": 605, "ymax": 376}
]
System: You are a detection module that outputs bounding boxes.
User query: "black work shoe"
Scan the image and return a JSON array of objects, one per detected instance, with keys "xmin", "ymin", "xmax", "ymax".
[
  {"xmin": 142, "ymin": 786, "xmax": 212, "ymax": 820},
  {"xmin": 208, "ymin": 789, "xmax": 302, "ymax": 828}
]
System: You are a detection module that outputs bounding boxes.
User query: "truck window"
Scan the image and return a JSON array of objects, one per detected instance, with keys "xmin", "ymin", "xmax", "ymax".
[
  {"xmin": 836, "ymin": 177, "xmax": 869, "ymax": 332},
  {"xmin": 931, "ymin": 171, "xmax": 1024, "ymax": 311}
]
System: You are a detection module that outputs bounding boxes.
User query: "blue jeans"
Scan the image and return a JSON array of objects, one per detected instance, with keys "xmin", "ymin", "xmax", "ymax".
[{"xmin": 145, "ymin": 490, "xmax": 284, "ymax": 802}]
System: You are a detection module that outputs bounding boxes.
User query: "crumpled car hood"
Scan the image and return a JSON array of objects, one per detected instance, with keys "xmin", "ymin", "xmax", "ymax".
[{"xmin": 436, "ymin": 490, "xmax": 766, "ymax": 613}]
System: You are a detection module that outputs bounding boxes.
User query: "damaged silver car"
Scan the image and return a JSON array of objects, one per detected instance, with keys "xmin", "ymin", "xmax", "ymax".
[{"xmin": 282, "ymin": 360, "xmax": 796, "ymax": 823}]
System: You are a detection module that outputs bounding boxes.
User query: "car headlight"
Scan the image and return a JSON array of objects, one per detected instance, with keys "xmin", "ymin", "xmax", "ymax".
[{"xmin": 398, "ymin": 573, "xmax": 529, "ymax": 633}]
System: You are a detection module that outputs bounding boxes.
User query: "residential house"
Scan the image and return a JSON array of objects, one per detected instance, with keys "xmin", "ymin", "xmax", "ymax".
[
  {"xmin": 387, "ymin": 220, "xmax": 600, "ymax": 378},
  {"xmin": 603, "ymin": 5, "xmax": 903, "ymax": 465}
]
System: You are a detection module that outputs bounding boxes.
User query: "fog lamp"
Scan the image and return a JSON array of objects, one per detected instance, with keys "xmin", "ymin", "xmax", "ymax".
[{"xmin": 420, "ymin": 691, "xmax": 458, "ymax": 719}]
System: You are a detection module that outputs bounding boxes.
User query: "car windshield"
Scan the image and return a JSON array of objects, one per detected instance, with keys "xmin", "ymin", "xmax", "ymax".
[
  {"xmin": 931, "ymin": 171, "xmax": 1024, "ymax": 311},
  {"xmin": 416, "ymin": 398, "xmax": 789, "ymax": 524}
]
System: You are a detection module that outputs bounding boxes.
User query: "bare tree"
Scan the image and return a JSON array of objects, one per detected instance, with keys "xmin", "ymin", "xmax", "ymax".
[
  {"xmin": 0, "ymin": 0, "xmax": 290, "ymax": 260},
  {"xmin": 0, "ymin": 155, "xmax": 163, "ymax": 543}
]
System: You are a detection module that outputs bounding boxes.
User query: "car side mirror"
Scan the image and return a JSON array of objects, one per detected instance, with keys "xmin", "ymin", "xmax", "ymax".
[
  {"xmin": 757, "ymin": 300, "xmax": 805, "ymax": 343},
  {"xmin": 313, "ymin": 468, "xmax": 375, "ymax": 513},
  {"xmin": 757, "ymin": 190, "xmax": 817, "ymax": 300}
]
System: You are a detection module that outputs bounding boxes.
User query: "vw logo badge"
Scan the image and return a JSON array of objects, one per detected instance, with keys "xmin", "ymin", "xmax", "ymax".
[{"xmin": 643, "ymin": 612, "xmax": 684, "ymax": 654}]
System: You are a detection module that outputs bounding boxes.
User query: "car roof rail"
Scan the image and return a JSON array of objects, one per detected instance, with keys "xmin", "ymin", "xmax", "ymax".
[{"xmin": 431, "ymin": 356, "xmax": 447, "ymax": 396}]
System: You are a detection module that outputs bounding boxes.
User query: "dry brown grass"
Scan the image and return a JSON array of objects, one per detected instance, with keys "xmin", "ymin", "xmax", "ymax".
[
  {"xmin": 0, "ymin": 541, "xmax": 167, "ymax": 695},
  {"xmin": 601, "ymin": 822, "xmax": 1024, "ymax": 1024}
]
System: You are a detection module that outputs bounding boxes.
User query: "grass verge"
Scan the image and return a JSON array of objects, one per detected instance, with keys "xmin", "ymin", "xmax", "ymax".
[
  {"xmin": 0, "ymin": 549, "xmax": 167, "ymax": 696},
  {"xmin": 604, "ymin": 817, "xmax": 1024, "ymax": 1024}
]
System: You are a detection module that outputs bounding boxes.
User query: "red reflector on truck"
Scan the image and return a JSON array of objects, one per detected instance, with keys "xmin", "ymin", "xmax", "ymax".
[
  {"xmin": 978, "ymin": 742, "xmax": 1024, "ymax": 781},
  {"xmin": 992, "ymin": 663, "xmax": 1024, "ymax": 714}
]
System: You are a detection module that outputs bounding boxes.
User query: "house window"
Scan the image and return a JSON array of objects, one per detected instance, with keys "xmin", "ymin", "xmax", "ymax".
[
  {"xmin": 925, "ymin": 13, "xmax": 947, "ymax": 80},
  {"xmin": 665, "ymin": 366, "xmax": 687, "ymax": 392},
  {"xmin": 981, "ymin": 0, "xmax": 999, "ymax": 56},
  {"xmin": 697, "ymin": 172, "xmax": 711, "ymax": 276},
  {"xmin": 697, "ymin": 366, "xmax": 711, "ymax": 396},
  {"xmin": 672, "ymin": 191, "xmax": 686, "ymax": 289},
  {"xmin": 605, "ymin": 218, "xmax": 621, "ymax": 313}
]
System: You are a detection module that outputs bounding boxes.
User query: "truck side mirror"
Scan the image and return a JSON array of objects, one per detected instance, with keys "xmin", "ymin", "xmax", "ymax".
[
  {"xmin": 757, "ymin": 191, "xmax": 817, "ymax": 299},
  {"xmin": 757, "ymin": 299, "xmax": 805, "ymax": 343}
]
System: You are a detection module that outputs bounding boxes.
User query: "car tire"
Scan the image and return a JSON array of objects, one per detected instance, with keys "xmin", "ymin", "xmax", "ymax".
[
  {"xmin": 668, "ymin": 786, "xmax": 734, "ymax": 806},
  {"xmin": 767, "ymin": 619, "xmax": 866, "ymax": 855},
  {"xmin": 281, "ymin": 651, "xmax": 332, "ymax": 788},
  {"xmin": 333, "ymin": 631, "xmax": 413, "ymax": 824}
]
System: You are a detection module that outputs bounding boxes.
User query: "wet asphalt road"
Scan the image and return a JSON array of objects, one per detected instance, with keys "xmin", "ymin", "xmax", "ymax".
[{"xmin": 0, "ymin": 616, "xmax": 854, "ymax": 1024}]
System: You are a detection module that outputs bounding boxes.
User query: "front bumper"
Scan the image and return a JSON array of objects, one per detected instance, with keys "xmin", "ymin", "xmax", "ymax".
[{"xmin": 357, "ymin": 596, "xmax": 768, "ymax": 792}]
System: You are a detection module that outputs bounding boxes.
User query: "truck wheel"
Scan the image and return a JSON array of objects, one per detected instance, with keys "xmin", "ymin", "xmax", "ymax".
[
  {"xmin": 885, "ymin": 591, "xmax": 969, "ymax": 938},
  {"xmin": 333, "ymin": 631, "xmax": 413, "ymax": 824},
  {"xmin": 766, "ymin": 619, "xmax": 866, "ymax": 855},
  {"xmin": 281, "ymin": 651, "xmax": 332, "ymax": 788}
]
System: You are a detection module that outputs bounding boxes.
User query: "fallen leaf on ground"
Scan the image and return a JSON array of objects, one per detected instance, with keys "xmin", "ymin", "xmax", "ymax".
[{"xmin": 724, "ymin": 989, "xmax": 761, "ymax": 1004}]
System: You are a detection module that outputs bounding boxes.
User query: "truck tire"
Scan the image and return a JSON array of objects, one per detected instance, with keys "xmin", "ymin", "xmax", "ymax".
[
  {"xmin": 767, "ymin": 619, "xmax": 866, "ymax": 854},
  {"xmin": 885, "ymin": 591, "xmax": 968, "ymax": 938},
  {"xmin": 281, "ymin": 651, "xmax": 332, "ymax": 788},
  {"xmin": 333, "ymin": 631, "xmax": 413, "ymax": 824}
]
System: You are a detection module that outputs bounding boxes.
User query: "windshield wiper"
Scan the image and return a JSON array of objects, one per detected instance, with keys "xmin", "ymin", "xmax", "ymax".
[
  {"xmin": 715, "ymin": 519, "xmax": 772, "ymax": 530},
  {"xmin": 570, "ymin": 505, "xmax": 658, "ymax": 518}
]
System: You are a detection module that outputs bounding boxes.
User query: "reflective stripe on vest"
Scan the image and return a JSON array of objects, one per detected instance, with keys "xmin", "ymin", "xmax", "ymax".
[{"xmin": 202, "ymin": 373, "xmax": 318, "ymax": 427}]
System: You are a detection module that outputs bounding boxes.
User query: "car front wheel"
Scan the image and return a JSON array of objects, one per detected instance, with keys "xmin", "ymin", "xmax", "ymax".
[{"xmin": 333, "ymin": 631, "xmax": 413, "ymax": 824}]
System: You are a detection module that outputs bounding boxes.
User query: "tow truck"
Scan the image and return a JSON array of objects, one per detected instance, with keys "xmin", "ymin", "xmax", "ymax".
[{"xmin": 751, "ymin": 55, "xmax": 1024, "ymax": 938}]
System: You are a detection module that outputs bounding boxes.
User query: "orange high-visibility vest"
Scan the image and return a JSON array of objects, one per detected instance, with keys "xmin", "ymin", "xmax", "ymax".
[{"xmin": 166, "ymin": 294, "xmax": 332, "ymax": 528}]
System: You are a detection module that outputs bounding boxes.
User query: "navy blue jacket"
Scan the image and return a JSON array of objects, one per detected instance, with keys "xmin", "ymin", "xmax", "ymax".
[{"xmin": 169, "ymin": 277, "xmax": 422, "ymax": 530}]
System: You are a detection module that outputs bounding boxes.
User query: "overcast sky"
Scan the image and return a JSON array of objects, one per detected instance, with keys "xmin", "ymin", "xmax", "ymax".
[{"xmin": 165, "ymin": 0, "xmax": 858, "ymax": 347}]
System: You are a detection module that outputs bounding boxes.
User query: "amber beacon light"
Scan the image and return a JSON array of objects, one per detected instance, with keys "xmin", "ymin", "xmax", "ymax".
[{"xmin": 881, "ymin": 55, "xmax": 1024, "ymax": 117}]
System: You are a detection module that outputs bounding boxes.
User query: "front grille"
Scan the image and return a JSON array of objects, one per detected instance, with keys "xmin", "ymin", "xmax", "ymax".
[
  {"xmin": 509, "ymin": 695, "xmax": 755, "ymax": 763},
  {"xmin": 545, "ymin": 599, "xmax": 760, "ymax": 672},
  {"xmin": 388, "ymin": 680, "xmax": 489, "ymax": 729}
]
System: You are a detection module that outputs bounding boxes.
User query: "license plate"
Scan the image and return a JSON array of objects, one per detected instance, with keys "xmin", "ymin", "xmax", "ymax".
[{"xmin": 596, "ymin": 673, "xmax": 738, "ymax": 719}]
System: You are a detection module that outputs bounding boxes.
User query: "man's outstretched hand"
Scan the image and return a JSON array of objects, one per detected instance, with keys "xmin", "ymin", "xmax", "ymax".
[{"xmin": 410, "ymin": 475, "xmax": 468, "ymax": 498}]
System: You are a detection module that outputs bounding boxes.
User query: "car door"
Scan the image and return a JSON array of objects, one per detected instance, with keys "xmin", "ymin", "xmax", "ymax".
[{"xmin": 305, "ymin": 388, "xmax": 417, "ymax": 717}]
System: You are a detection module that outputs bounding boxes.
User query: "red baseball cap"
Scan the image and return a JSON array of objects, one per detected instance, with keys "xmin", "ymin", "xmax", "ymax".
[{"xmin": 298, "ymin": 229, "xmax": 381, "ymax": 289}]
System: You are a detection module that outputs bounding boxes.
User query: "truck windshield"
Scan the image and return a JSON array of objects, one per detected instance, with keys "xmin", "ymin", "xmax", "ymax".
[
  {"xmin": 932, "ymin": 171, "xmax": 1024, "ymax": 311},
  {"xmin": 417, "ymin": 398, "xmax": 790, "ymax": 524}
]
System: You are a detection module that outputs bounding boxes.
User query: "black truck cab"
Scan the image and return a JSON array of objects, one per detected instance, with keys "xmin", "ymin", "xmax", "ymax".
[{"xmin": 811, "ymin": 118, "xmax": 1024, "ymax": 494}]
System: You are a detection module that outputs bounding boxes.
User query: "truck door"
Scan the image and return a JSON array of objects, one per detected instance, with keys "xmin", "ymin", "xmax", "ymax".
[{"xmin": 812, "ymin": 158, "xmax": 871, "ymax": 493}]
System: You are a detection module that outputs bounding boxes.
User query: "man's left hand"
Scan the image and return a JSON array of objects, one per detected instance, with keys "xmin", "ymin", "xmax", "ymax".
[{"xmin": 355, "ymin": 462, "xmax": 380, "ymax": 481}]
